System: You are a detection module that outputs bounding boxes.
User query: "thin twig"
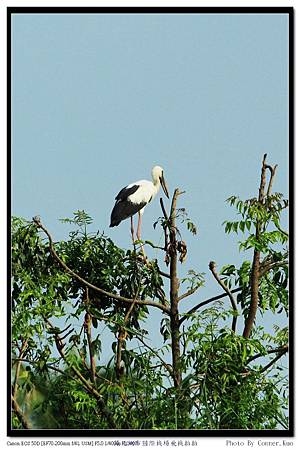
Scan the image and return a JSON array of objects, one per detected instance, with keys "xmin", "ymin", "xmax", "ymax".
[
  {"xmin": 57, "ymin": 323, "xmax": 73, "ymax": 335},
  {"xmin": 160, "ymin": 198, "xmax": 170, "ymax": 251},
  {"xmin": 265, "ymin": 164, "xmax": 278, "ymax": 198},
  {"xmin": 160, "ymin": 198, "xmax": 169, "ymax": 222},
  {"xmin": 32, "ymin": 217, "xmax": 170, "ymax": 314},
  {"xmin": 144, "ymin": 240, "xmax": 165, "ymax": 251},
  {"xmin": 179, "ymin": 287, "xmax": 243, "ymax": 326},
  {"xmin": 178, "ymin": 285, "xmax": 202, "ymax": 302},
  {"xmin": 209, "ymin": 261, "xmax": 238, "ymax": 332},
  {"xmin": 60, "ymin": 328, "xmax": 74, "ymax": 341}
]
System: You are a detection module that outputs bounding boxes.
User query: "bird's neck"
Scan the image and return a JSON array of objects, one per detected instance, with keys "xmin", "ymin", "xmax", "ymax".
[{"xmin": 152, "ymin": 179, "xmax": 160, "ymax": 194}]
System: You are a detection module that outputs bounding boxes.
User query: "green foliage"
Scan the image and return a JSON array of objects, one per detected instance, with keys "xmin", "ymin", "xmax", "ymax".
[
  {"xmin": 221, "ymin": 190, "xmax": 288, "ymax": 319},
  {"xmin": 153, "ymin": 207, "xmax": 197, "ymax": 236},
  {"xmin": 181, "ymin": 269, "xmax": 205, "ymax": 291},
  {"xmin": 181, "ymin": 308, "xmax": 288, "ymax": 429},
  {"xmin": 176, "ymin": 208, "xmax": 198, "ymax": 236}
]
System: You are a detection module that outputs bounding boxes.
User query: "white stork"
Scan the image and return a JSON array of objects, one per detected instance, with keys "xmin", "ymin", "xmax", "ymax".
[{"xmin": 110, "ymin": 166, "xmax": 169, "ymax": 242}]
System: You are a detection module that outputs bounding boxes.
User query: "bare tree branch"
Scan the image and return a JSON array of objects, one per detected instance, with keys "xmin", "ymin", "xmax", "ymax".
[
  {"xmin": 209, "ymin": 261, "xmax": 238, "ymax": 332},
  {"xmin": 169, "ymin": 188, "xmax": 182, "ymax": 388},
  {"xmin": 246, "ymin": 344, "xmax": 288, "ymax": 365},
  {"xmin": 265, "ymin": 164, "xmax": 278, "ymax": 198},
  {"xmin": 260, "ymin": 348, "xmax": 288, "ymax": 374},
  {"xmin": 160, "ymin": 197, "xmax": 170, "ymax": 252},
  {"xmin": 60, "ymin": 328, "xmax": 74, "ymax": 342},
  {"xmin": 243, "ymin": 156, "xmax": 283, "ymax": 338},
  {"xmin": 158, "ymin": 269, "xmax": 171, "ymax": 279},
  {"xmin": 179, "ymin": 287, "xmax": 243, "ymax": 326},
  {"xmin": 178, "ymin": 285, "xmax": 202, "ymax": 302},
  {"xmin": 160, "ymin": 197, "xmax": 169, "ymax": 222},
  {"xmin": 33, "ymin": 217, "xmax": 170, "ymax": 314},
  {"xmin": 243, "ymin": 154, "xmax": 268, "ymax": 339},
  {"xmin": 144, "ymin": 240, "xmax": 165, "ymax": 251}
]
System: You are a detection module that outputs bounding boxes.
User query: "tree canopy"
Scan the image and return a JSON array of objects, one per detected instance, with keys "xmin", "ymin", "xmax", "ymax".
[{"xmin": 11, "ymin": 155, "xmax": 289, "ymax": 431}]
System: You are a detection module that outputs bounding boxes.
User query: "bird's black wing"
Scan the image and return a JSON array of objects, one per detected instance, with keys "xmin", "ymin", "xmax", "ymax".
[
  {"xmin": 115, "ymin": 184, "xmax": 139, "ymax": 201},
  {"xmin": 110, "ymin": 199, "xmax": 147, "ymax": 227}
]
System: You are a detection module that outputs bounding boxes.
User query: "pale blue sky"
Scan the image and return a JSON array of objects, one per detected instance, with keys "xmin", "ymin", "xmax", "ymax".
[{"xmin": 12, "ymin": 12, "xmax": 289, "ymax": 343}]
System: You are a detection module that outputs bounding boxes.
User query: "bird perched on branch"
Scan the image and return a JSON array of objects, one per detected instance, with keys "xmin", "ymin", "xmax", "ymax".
[{"xmin": 110, "ymin": 166, "xmax": 169, "ymax": 243}]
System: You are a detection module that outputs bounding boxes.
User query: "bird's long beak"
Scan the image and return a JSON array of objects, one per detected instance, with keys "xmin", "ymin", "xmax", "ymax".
[{"xmin": 160, "ymin": 173, "xmax": 169, "ymax": 199}]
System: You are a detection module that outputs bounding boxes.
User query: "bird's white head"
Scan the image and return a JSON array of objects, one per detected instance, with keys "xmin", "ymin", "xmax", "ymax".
[
  {"xmin": 152, "ymin": 166, "xmax": 163, "ymax": 181},
  {"xmin": 152, "ymin": 166, "xmax": 169, "ymax": 199}
]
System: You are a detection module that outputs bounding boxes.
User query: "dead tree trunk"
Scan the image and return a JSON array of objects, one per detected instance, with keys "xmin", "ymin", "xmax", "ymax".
[{"xmin": 169, "ymin": 189, "xmax": 182, "ymax": 388}]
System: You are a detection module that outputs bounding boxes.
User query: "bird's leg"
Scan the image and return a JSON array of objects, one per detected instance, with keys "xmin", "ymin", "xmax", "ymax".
[
  {"xmin": 137, "ymin": 211, "xmax": 146, "ymax": 259},
  {"xmin": 137, "ymin": 211, "xmax": 142, "ymax": 241},
  {"xmin": 130, "ymin": 216, "xmax": 135, "ymax": 244}
]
